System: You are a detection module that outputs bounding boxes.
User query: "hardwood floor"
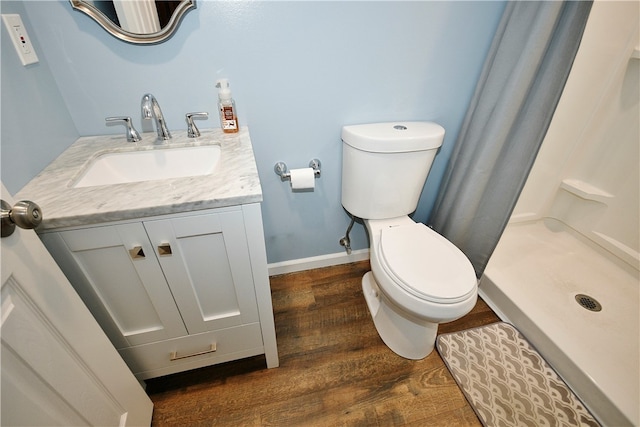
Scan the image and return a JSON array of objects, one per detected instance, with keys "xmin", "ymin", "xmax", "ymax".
[{"xmin": 146, "ymin": 261, "xmax": 500, "ymax": 426}]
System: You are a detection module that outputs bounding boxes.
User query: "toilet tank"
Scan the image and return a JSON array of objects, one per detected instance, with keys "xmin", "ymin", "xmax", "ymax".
[{"xmin": 341, "ymin": 122, "xmax": 445, "ymax": 219}]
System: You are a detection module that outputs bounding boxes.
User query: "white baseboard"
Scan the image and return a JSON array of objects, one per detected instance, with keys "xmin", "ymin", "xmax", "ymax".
[{"xmin": 267, "ymin": 248, "xmax": 370, "ymax": 276}]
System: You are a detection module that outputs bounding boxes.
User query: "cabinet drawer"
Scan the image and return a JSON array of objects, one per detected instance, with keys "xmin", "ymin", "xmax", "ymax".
[{"xmin": 118, "ymin": 323, "xmax": 264, "ymax": 380}]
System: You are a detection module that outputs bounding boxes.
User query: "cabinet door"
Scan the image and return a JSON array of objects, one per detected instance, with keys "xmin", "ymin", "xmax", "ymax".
[
  {"xmin": 144, "ymin": 210, "xmax": 260, "ymax": 335},
  {"xmin": 58, "ymin": 223, "xmax": 187, "ymax": 347}
]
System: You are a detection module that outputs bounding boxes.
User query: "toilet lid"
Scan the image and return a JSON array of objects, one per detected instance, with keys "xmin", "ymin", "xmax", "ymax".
[{"xmin": 378, "ymin": 223, "xmax": 476, "ymax": 304}]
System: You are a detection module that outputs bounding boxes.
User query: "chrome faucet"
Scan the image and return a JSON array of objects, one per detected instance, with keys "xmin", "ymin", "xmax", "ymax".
[{"xmin": 141, "ymin": 93, "xmax": 171, "ymax": 143}]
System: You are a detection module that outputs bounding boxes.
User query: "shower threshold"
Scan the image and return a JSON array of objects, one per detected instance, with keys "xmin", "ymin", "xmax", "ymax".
[{"xmin": 479, "ymin": 218, "xmax": 639, "ymax": 427}]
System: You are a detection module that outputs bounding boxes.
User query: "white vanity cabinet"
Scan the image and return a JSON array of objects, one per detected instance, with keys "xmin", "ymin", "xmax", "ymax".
[{"xmin": 40, "ymin": 203, "xmax": 278, "ymax": 380}]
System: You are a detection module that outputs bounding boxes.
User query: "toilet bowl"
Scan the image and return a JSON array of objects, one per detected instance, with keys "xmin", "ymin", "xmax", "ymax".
[
  {"xmin": 340, "ymin": 121, "xmax": 479, "ymax": 359},
  {"xmin": 362, "ymin": 216, "xmax": 477, "ymax": 359}
]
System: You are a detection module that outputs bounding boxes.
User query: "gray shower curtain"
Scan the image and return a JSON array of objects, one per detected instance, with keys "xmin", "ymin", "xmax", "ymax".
[{"xmin": 428, "ymin": 1, "xmax": 593, "ymax": 277}]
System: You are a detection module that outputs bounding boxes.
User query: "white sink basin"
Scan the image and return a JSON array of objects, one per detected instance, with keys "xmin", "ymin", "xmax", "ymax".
[{"xmin": 73, "ymin": 145, "xmax": 221, "ymax": 188}]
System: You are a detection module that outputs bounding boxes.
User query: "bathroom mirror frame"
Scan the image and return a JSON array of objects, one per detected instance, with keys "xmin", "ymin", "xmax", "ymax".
[{"xmin": 70, "ymin": 0, "xmax": 196, "ymax": 45}]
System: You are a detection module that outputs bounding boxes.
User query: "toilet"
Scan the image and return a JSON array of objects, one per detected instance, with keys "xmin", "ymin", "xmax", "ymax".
[{"xmin": 341, "ymin": 121, "xmax": 478, "ymax": 359}]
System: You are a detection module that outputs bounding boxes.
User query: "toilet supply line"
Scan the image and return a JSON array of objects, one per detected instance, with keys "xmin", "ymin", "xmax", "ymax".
[{"xmin": 339, "ymin": 214, "xmax": 356, "ymax": 254}]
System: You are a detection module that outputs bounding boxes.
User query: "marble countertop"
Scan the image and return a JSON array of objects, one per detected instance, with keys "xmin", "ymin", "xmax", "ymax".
[{"xmin": 16, "ymin": 127, "xmax": 262, "ymax": 231}]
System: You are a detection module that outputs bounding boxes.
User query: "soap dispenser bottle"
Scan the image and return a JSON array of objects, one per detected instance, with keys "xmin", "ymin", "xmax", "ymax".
[{"xmin": 215, "ymin": 78, "xmax": 239, "ymax": 133}]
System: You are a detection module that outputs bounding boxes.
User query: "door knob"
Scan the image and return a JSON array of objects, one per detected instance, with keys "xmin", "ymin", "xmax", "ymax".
[{"xmin": 1, "ymin": 199, "xmax": 43, "ymax": 237}]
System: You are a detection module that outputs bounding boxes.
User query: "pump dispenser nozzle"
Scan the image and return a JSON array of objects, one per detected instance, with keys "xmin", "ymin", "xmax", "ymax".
[{"xmin": 216, "ymin": 79, "xmax": 231, "ymax": 99}]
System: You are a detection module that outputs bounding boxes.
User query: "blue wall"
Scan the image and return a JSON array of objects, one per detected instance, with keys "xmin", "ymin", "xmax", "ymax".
[
  {"xmin": 1, "ymin": 1, "xmax": 79, "ymax": 193},
  {"xmin": 1, "ymin": 0, "xmax": 505, "ymax": 264}
]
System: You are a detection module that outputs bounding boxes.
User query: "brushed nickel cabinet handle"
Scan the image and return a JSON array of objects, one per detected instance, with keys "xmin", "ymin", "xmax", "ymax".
[
  {"xmin": 170, "ymin": 344, "xmax": 217, "ymax": 361},
  {"xmin": 129, "ymin": 245, "xmax": 145, "ymax": 259},
  {"xmin": 158, "ymin": 243, "xmax": 172, "ymax": 256}
]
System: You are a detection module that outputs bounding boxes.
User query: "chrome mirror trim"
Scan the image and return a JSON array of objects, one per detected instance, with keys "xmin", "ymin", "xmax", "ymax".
[{"xmin": 70, "ymin": 0, "xmax": 196, "ymax": 45}]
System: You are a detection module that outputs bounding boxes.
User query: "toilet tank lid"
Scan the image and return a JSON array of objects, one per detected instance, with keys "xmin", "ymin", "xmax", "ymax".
[{"xmin": 342, "ymin": 122, "xmax": 445, "ymax": 153}]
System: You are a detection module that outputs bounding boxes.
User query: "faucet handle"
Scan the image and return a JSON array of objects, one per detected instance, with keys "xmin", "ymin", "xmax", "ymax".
[
  {"xmin": 185, "ymin": 112, "xmax": 208, "ymax": 138},
  {"xmin": 106, "ymin": 116, "xmax": 141, "ymax": 142}
]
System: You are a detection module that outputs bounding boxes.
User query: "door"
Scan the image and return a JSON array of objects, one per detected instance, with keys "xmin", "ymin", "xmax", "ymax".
[
  {"xmin": 144, "ymin": 210, "xmax": 260, "ymax": 334},
  {"xmin": 56, "ymin": 222, "xmax": 188, "ymax": 347},
  {"xmin": 1, "ymin": 183, "xmax": 153, "ymax": 426}
]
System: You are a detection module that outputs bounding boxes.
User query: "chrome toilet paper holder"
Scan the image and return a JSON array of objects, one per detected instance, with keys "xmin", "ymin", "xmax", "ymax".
[{"xmin": 274, "ymin": 159, "xmax": 321, "ymax": 181}]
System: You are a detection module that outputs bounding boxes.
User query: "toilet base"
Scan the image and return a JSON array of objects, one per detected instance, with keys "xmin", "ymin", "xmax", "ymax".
[{"xmin": 362, "ymin": 271, "xmax": 438, "ymax": 359}]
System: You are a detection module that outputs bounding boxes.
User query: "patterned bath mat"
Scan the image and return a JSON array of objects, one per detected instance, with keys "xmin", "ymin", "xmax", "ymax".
[{"xmin": 436, "ymin": 322, "xmax": 600, "ymax": 427}]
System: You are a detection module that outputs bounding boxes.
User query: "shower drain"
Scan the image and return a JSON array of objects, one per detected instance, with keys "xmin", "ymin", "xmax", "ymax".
[{"xmin": 575, "ymin": 294, "xmax": 602, "ymax": 312}]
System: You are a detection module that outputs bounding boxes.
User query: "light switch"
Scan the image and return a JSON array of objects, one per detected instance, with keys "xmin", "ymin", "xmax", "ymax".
[{"xmin": 2, "ymin": 14, "xmax": 39, "ymax": 66}]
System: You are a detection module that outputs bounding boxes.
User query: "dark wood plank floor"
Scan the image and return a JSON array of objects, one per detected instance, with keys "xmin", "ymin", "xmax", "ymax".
[{"xmin": 146, "ymin": 260, "xmax": 500, "ymax": 426}]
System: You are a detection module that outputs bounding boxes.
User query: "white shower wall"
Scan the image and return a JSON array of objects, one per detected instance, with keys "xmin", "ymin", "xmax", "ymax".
[
  {"xmin": 512, "ymin": 0, "xmax": 639, "ymax": 270},
  {"xmin": 481, "ymin": 2, "xmax": 639, "ymax": 424}
]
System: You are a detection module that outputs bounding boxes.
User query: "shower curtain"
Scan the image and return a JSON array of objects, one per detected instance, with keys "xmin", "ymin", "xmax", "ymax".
[{"xmin": 428, "ymin": 1, "xmax": 592, "ymax": 277}]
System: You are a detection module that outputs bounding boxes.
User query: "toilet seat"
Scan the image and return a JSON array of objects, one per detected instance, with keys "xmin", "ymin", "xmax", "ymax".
[{"xmin": 377, "ymin": 222, "xmax": 476, "ymax": 304}]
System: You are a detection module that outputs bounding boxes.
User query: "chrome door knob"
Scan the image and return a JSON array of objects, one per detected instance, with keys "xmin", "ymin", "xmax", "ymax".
[{"xmin": 1, "ymin": 199, "xmax": 43, "ymax": 237}]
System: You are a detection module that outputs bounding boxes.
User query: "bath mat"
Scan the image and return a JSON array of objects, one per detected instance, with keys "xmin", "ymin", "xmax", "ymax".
[{"xmin": 436, "ymin": 322, "xmax": 600, "ymax": 427}]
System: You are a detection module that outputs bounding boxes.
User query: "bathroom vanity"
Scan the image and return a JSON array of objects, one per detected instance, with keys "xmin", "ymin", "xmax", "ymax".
[{"xmin": 16, "ymin": 128, "xmax": 279, "ymax": 380}]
